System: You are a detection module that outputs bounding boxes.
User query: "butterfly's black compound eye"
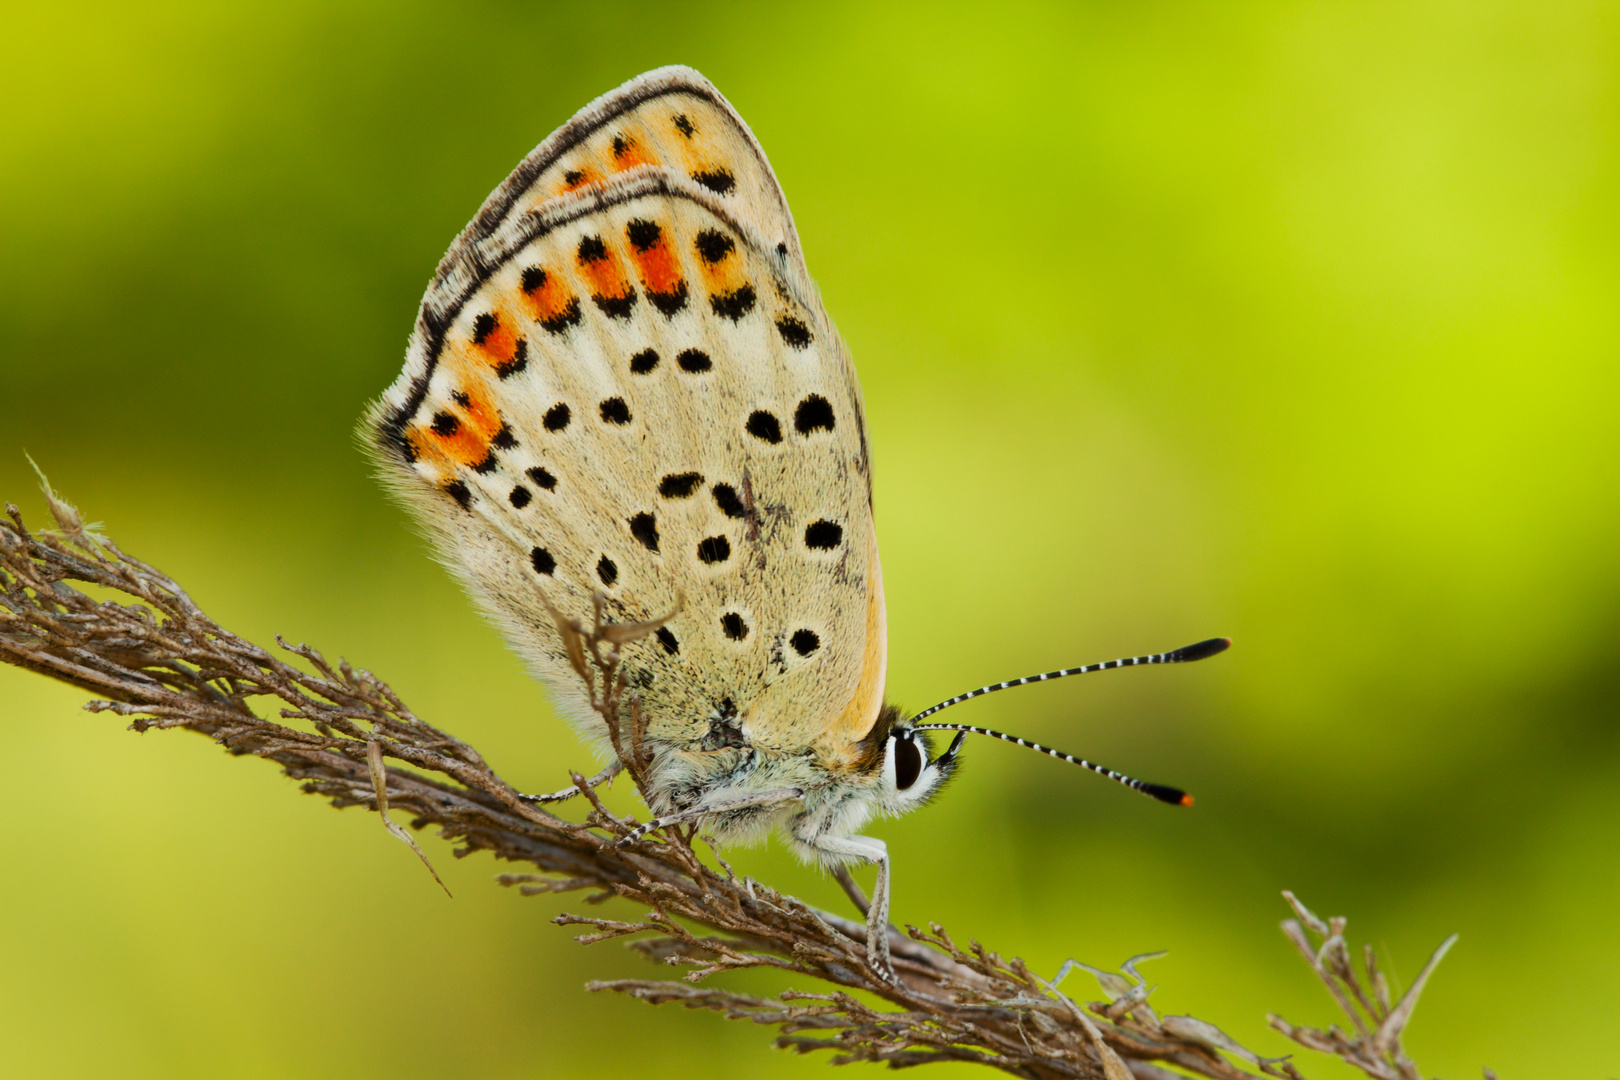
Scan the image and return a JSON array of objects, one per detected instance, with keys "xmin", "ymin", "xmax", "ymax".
[{"xmin": 891, "ymin": 734, "xmax": 924, "ymax": 792}]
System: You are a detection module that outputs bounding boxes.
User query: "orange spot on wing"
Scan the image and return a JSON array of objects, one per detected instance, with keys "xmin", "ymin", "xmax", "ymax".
[
  {"xmin": 521, "ymin": 266, "xmax": 578, "ymax": 326},
  {"xmin": 474, "ymin": 317, "xmax": 517, "ymax": 366},
  {"xmin": 416, "ymin": 371, "xmax": 503, "ymax": 470},
  {"xmin": 558, "ymin": 165, "xmax": 599, "ymax": 195},
  {"xmin": 697, "ymin": 253, "xmax": 745, "ymax": 295},
  {"xmin": 630, "ymin": 231, "xmax": 681, "ymax": 294},
  {"xmin": 610, "ymin": 139, "xmax": 658, "ymax": 171},
  {"xmin": 578, "ymin": 242, "xmax": 633, "ymax": 303},
  {"xmin": 405, "ymin": 428, "xmax": 452, "ymax": 474}
]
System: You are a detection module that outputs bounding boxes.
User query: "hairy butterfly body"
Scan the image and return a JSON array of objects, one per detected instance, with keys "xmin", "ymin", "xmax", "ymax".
[{"xmin": 367, "ymin": 67, "xmax": 1227, "ymax": 980}]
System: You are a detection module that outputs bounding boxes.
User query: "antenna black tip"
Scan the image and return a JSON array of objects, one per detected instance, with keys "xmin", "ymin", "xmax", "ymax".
[
  {"xmin": 1167, "ymin": 637, "xmax": 1231, "ymax": 663},
  {"xmin": 1142, "ymin": 783, "xmax": 1194, "ymax": 807}
]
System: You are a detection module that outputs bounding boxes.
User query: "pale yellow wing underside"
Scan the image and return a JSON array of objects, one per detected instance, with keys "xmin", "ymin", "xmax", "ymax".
[{"xmin": 368, "ymin": 69, "xmax": 885, "ymax": 765}]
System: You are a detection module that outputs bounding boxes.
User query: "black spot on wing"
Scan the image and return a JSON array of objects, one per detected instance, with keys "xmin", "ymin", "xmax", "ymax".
[
  {"xmin": 711, "ymin": 483, "xmax": 745, "ymax": 519},
  {"xmin": 648, "ymin": 281, "xmax": 688, "ymax": 316},
  {"xmin": 804, "ymin": 520, "xmax": 843, "ymax": 550},
  {"xmin": 592, "ymin": 290, "xmax": 637, "ymax": 319},
  {"xmin": 697, "ymin": 535, "xmax": 731, "ymax": 564},
  {"xmin": 540, "ymin": 297, "xmax": 581, "ymax": 334},
  {"xmin": 710, "ymin": 284, "xmax": 756, "ymax": 321},
  {"xmin": 627, "ymin": 219, "xmax": 661, "ymax": 250},
  {"xmin": 775, "ymin": 316, "xmax": 812, "ymax": 348},
  {"xmin": 746, "ymin": 411, "xmax": 782, "ymax": 444},
  {"xmin": 691, "ymin": 168, "xmax": 735, "ymax": 194},
  {"xmin": 659, "ymin": 472, "xmax": 703, "ymax": 498},
  {"xmin": 629, "ymin": 512, "xmax": 659, "ymax": 552},
  {"xmin": 495, "ymin": 338, "xmax": 529, "ymax": 378},
  {"xmin": 794, "ymin": 395, "xmax": 835, "ymax": 435},
  {"xmin": 694, "ymin": 229, "xmax": 734, "ymax": 264}
]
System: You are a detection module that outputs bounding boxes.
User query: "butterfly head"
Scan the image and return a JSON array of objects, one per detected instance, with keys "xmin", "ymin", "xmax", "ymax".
[{"xmin": 846, "ymin": 704, "xmax": 965, "ymax": 817}]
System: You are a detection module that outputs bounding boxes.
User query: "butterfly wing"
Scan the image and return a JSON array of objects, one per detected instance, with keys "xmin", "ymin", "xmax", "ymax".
[
  {"xmin": 367, "ymin": 71, "xmax": 885, "ymax": 769},
  {"xmin": 424, "ymin": 66, "xmax": 812, "ymax": 336}
]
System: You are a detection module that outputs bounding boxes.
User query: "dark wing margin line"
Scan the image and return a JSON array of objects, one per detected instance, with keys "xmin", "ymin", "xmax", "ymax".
[
  {"xmin": 372, "ymin": 172, "xmax": 777, "ymax": 465},
  {"xmin": 429, "ymin": 65, "xmax": 798, "ymax": 311},
  {"xmin": 451, "ymin": 69, "xmax": 736, "ymax": 270}
]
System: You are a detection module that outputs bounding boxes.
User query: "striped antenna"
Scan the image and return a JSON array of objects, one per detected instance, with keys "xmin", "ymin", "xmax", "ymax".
[
  {"xmin": 920, "ymin": 722, "xmax": 1192, "ymax": 806},
  {"xmin": 911, "ymin": 637, "xmax": 1230, "ymax": 807},
  {"xmin": 908, "ymin": 638, "xmax": 1230, "ymax": 725}
]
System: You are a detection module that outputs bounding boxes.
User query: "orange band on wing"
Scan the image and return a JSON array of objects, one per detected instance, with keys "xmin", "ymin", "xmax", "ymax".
[
  {"xmin": 558, "ymin": 165, "xmax": 600, "ymax": 195},
  {"xmin": 520, "ymin": 265, "xmax": 582, "ymax": 332},
  {"xmin": 410, "ymin": 369, "xmax": 504, "ymax": 470},
  {"xmin": 578, "ymin": 240, "xmax": 634, "ymax": 304},
  {"xmin": 473, "ymin": 315, "xmax": 518, "ymax": 366},
  {"xmin": 609, "ymin": 134, "xmax": 659, "ymax": 171},
  {"xmin": 816, "ymin": 541, "xmax": 888, "ymax": 768},
  {"xmin": 630, "ymin": 231, "xmax": 681, "ymax": 294}
]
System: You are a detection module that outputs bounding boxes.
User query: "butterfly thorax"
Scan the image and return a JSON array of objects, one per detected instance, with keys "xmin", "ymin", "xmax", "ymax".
[{"xmin": 630, "ymin": 699, "xmax": 905, "ymax": 860}]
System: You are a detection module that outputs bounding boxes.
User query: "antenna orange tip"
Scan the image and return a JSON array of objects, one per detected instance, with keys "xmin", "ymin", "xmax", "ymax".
[{"xmin": 1179, "ymin": 793, "xmax": 1195, "ymax": 807}]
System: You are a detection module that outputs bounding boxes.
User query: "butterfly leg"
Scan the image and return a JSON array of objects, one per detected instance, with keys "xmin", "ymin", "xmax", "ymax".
[
  {"xmin": 615, "ymin": 787, "xmax": 803, "ymax": 847},
  {"xmin": 516, "ymin": 760, "xmax": 623, "ymax": 804},
  {"xmin": 830, "ymin": 863, "xmax": 871, "ymax": 917},
  {"xmin": 810, "ymin": 835, "xmax": 893, "ymax": 981}
]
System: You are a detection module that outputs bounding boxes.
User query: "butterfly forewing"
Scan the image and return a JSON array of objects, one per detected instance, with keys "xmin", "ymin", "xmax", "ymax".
[
  {"xmin": 370, "ymin": 129, "xmax": 885, "ymax": 762},
  {"xmin": 420, "ymin": 67, "xmax": 810, "ymax": 343}
]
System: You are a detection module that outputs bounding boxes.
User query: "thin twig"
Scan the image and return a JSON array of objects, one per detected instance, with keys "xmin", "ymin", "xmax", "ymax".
[{"xmin": 1, "ymin": 489, "xmax": 1471, "ymax": 1079}]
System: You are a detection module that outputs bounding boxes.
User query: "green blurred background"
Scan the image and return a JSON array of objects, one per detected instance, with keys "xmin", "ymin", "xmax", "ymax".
[{"xmin": 2, "ymin": 3, "xmax": 1616, "ymax": 1077}]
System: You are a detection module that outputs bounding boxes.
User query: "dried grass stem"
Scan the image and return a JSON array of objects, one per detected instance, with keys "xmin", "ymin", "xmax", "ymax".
[{"xmin": 0, "ymin": 492, "xmax": 1469, "ymax": 1080}]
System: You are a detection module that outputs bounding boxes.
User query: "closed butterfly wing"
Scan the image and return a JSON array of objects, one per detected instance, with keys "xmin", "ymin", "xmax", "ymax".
[{"xmin": 367, "ymin": 73, "xmax": 885, "ymax": 777}]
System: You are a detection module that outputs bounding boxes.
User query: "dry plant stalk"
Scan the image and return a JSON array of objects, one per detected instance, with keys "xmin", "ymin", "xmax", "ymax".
[
  {"xmin": 1268, "ymin": 892, "xmax": 1459, "ymax": 1080},
  {"xmin": 0, "ymin": 486, "xmax": 1473, "ymax": 1080}
]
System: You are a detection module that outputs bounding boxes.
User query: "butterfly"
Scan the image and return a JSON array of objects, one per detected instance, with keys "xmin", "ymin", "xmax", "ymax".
[{"xmin": 365, "ymin": 66, "xmax": 1228, "ymax": 980}]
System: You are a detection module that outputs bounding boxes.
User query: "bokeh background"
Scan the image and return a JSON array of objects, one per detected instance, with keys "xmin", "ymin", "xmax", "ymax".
[{"xmin": 3, "ymin": 3, "xmax": 1616, "ymax": 1077}]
